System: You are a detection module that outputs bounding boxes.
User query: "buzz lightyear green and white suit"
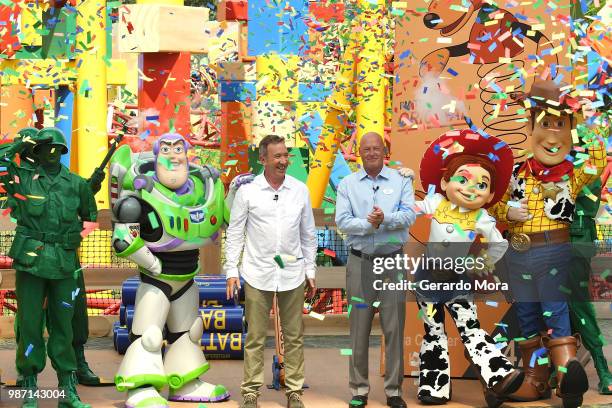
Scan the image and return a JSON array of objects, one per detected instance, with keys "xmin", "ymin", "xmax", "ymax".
[{"xmin": 110, "ymin": 134, "xmax": 236, "ymax": 407}]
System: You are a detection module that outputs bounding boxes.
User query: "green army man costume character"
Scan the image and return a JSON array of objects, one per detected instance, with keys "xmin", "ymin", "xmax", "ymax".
[
  {"xmin": 8, "ymin": 127, "xmax": 106, "ymax": 387},
  {"xmin": 569, "ymin": 178, "xmax": 612, "ymax": 395},
  {"xmin": 2, "ymin": 127, "xmax": 97, "ymax": 408}
]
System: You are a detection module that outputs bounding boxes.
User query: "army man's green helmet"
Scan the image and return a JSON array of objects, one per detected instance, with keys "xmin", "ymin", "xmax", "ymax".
[
  {"xmin": 35, "ymin": 127, "xmax": 69, "ymax": 154},
  {"xmin": 17, "ymin": 127, "xmax": 39, "ymax": 141}
]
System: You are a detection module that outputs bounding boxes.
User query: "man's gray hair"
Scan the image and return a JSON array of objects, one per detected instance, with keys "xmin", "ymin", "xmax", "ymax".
[{"xmin": 259, "ymin": 135, "xmax": 286, "ymax": 159}]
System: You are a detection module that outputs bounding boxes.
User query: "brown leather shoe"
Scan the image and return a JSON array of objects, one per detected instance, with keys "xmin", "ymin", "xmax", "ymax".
[
  {"xmin": 508, "ymin": 336, "xmax": 551, "ymax": 402},
  {"xmin": 544, "ymin": 335, "xmax": 589, "ymax": 408}
]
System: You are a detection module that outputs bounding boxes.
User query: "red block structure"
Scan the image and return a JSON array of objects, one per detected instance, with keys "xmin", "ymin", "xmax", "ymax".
[
  {"xmin": 218, "ymin": 0, "xmax": 248, "ymax": 21},
  {"xmin": 139, "ymin": 52, "xmax": 192, "ymax": 143},
  {"xmin": 0, "ymin": 4, "xmax": 22, "ymax": 58},
  {"xmin": 309, "ymin": 2, "xmax": 345, "ymax": 22}
]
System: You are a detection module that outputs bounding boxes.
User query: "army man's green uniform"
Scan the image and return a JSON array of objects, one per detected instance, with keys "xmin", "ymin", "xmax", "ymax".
[
  {"xmin": 569, "ymin": 179, "xmax": 612, "ymax": 395},
  {"xmin": 2, "ymin": 128, "xmax": 96, "ymax": 408},
  {"xmin": 8, "ymin": 128, "xmax": 103, "ymax": 387}
]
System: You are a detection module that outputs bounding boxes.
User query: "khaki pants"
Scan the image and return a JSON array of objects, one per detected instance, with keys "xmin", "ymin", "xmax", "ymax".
[{"xmin": 242, "ymin": 282, "xmax": 305, "ymax": 396}]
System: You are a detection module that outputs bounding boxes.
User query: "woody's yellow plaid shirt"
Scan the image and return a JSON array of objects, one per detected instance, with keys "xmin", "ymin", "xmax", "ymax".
[{"xmin": 491, "ymin": 138, "xmax": 607, "ymax": 234}]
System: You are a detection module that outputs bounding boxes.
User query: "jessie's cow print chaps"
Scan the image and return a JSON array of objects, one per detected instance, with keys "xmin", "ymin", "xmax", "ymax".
[{"xmin": 416, "ymin": 299, "xmax": 514, "ymax": 400}]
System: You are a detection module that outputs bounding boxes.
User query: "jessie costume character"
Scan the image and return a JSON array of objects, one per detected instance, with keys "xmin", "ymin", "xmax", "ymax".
[
  {"xmin": 413, "ymin": 129, "xmax": 523, "ymax": 408},
  {"xmin": 490, "ymin": 80, "xmax": 607, "ymax": 408}
]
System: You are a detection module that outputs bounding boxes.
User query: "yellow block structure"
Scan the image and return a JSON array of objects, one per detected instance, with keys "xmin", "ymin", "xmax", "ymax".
[
  {"xmin": 304, "ymin": 14, "xmax": 358, "ymax": 206},
  {"xmin": 20, "ymin": 3, "xmax": 43, "ymax": 47},
  {"xmin": 0, "ymin": 60, "xmax": 76, "ymax": 86},
  {"xmin": 354, "ymin": 0, "xmax": 387, "ymax": 149},
  {"xmin": 75, "ymin": 0, "xmax": 109, "ymax": 207},
  {"xmin": 0, "ymin": 59, "xmax": 126, "ymax": 87},
  {"xmin": 205, "ymin": 21, "xmax": 242, "ymax": 63},
  {"xmin": 306, "ymin": 0, "xmax": 390, "ymax": 207},
  {"xmin": 297, "ymin": 59, "xmax": 338, "ymax": 84},
  {"xmin": 256, "ymin": 54, "xmax": 300, "ymax": 101},
  {"xmin": 295, "ymin": 101, "xmax": 327, "ymax": 149},
  {"xmin": 107, "ymin": 59, "xmax": 128, "ymax": 86},
  {"xmin": 252, "ymin": 101, "xmax": 297, "ymax": 146}
]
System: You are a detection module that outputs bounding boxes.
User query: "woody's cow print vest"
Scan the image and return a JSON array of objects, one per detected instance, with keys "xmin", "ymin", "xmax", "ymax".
[{"xmin": 508, "ymin": 162, "xmax": 575, "ymax": 223}]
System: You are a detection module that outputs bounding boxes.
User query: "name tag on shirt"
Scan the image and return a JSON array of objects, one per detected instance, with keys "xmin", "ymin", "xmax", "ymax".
[{"xmin": 383, "ymin": 189, "xmax": 393, "ymax": 195}]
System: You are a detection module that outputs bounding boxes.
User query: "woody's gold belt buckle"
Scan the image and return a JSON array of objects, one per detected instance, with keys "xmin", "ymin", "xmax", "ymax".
[{"xmin": 510, "ymin": 233, "xmax": 531, "ymax": 252}]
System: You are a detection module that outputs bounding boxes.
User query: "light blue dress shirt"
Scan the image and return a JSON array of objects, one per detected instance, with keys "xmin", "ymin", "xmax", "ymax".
[{"xmin": 335, "ymin": 166, "xmax": 416, "ymax": 255}]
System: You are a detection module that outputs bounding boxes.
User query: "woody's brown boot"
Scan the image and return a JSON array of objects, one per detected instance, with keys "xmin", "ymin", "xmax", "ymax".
[
  {"xmin": 508, "ymin": 336, "xmax": 551, "ymax": 402},
  {"xmin": 543, "ymin": 335, "xmax": 588, "ymax": 408}
]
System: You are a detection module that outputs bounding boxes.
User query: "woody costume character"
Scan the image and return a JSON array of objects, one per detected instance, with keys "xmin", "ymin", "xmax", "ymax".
[
  {"xmin": 413, "ymin": 130, "xmax": 524, "ymax": 408},
  {"xmin": 490, "ymin": 80, "xmax": 607, "ymax": 408}
]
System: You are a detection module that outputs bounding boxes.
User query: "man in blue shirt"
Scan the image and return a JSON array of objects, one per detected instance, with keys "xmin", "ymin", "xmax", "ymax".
[{"xmin": 336, "ymin": 132, "xmax": 416, "ymax": 408}]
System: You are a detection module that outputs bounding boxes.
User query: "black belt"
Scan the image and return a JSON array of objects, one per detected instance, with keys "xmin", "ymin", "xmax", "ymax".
[{"xmin": 350, "ymin": 248, "xmax": 402, "ymax": 262}]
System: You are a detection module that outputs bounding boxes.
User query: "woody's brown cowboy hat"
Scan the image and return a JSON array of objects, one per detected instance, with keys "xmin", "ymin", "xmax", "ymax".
[{"xmin": 512, "ymin": 80, "xmax": 581, "ymax": 113}]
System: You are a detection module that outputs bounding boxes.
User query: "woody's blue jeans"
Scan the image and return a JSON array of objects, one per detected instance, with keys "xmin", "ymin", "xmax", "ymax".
[{"xmin": 506, "ymin": 242, "xmax": 572, "ymax": 338}]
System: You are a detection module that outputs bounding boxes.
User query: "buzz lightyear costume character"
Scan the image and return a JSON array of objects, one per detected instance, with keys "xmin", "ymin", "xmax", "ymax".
[{"xmin": 110, "ymin": 133, "xmax": 235, "ymax": 407}]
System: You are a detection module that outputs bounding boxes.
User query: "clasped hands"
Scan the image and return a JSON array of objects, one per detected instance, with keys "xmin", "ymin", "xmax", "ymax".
[
  {"xmin": 367, "ymin": 206, "xmax": 384, "ymax": 229},
  {"xmin": 365, "ymin": 166, "xmax": 414, "ymax": 229}
]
